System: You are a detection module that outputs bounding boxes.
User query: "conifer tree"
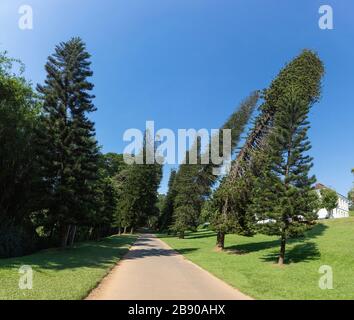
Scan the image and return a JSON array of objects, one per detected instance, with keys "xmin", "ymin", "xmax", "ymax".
[
  {"xmin": 170, "ymin": 92, "xmax": 258, "ymax": 238},
  {"xmin": 116, "ymin": 131, "xmax": 163, "ymax": 233},
  {"xmin": 158, "ymin": 169, "xmax": 177, "ymax": 232},
  {"xmin": 249, "ymin": 88, "xmax": 319, "ymax": 265},
  {"xmin": 211, "ymin": 49, "xmax": 324, "ymax": 250},
  {"xmin": 171, "ymin": 137, "xmax": 204, "ymax": 238},
  {"xmin": 37, "ymin": 38, "xmax": 100, "ymax": 247}
]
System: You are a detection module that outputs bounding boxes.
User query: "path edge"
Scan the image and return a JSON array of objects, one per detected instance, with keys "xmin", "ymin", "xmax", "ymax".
[
  {"xmin": 154, "ymin": 234, "xmax": 254, "ymax": 300},
  {"xmin": 84, "ymin": 234, "xmax": 141, "ymax": 300}
]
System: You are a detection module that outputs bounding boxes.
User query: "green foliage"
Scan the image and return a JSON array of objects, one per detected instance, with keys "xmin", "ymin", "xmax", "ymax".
[
  {"xmin": 211, "ymin": 49, "xmax": 324, "ymax": 251},
  {"xmin": 171, "ymin": 92, "xmax": 259, "ymax": 237},
  {"xmin": 261, "ymin": 49, "xmax": 324, "ymax": 116},
  {"xmin": 36, "ymin": 38, "xmax": 101, "ymax": 247},
  {"xmin": 349, "ymin": 169, "xmax": 354, "ymax": 209},
  {"xmin": 249, "ymin": 88, "xmax": 319, "ymax": 264},
  {"xmin": 0, "ymin": 52, "xmax": 41, "ymax": 256},
  {"xmin": 320, "ymin": 188, "xmax": 338, "ymax": 217},
  {"xmin": 211, "ymin": 167, "xmax": 256, "ymax": 236},
  {"xmin": 158, "ymin": 170, "xmax": 177, "ymax": 231},
  {"xmin": 0, "ymin": 223, "xmax": 38, "ymax": 258},
  {"xmin": 115, "ymin": 132, "xmax": 163, "ymax": 231},
  {"xmin": 171, "ymin": 154, "xmax": 204, "ymax": 237},
  {"xmin": 100, "ymin": 153, "xmax": 126, "ymax": 177},
  {"xmin": 91, "ymin": 153, "xmax": 127, "ymax": 237}
]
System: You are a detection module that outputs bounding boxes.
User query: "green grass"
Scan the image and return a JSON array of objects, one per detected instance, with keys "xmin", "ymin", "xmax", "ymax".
[
  {"xmin": 0, "ymin": 234, "xmax": 137, "ymax": 300},
  {"xmin": 349, "ymin": 210, "xmax": 354, "ymax": 217},
  {"xmin": 158, "ymin": 218, "xmax": 354, "ymax": 300}
]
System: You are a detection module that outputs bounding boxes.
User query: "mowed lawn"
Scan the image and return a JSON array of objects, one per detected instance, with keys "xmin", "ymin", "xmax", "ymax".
[
  {"xmin": 159, "ymin": 217, "xmax": 354, "ymax": 300},
  {"xmin": 0, "ymin": 234, "xmax": 137, "ymax": 300}
]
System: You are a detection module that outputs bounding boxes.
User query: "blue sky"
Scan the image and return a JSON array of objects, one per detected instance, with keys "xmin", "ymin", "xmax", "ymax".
[{"xmin": 1, "ymin": 0, "xmax": 353, "ymax": 195}]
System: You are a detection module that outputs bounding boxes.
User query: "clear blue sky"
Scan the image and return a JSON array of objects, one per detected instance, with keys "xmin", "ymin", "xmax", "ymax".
[{"xmin": 1, "ymin": 0, "xmax": 353, "ymax": 195}]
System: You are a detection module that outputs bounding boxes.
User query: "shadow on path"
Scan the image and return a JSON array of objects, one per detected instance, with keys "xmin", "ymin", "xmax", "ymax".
[{"xmin": 124, "ymin": 247, "xmax": 198, "ymax": 260}]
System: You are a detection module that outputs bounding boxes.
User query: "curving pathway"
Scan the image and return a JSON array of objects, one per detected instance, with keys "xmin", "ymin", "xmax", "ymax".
[{"xmin": 86, "ymin": 234, "xmax": 252, "ymax": 300}]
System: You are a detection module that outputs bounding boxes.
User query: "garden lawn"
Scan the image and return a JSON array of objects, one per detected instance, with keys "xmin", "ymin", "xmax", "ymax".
[
  {"xmin": 158, "ymin": 217, "xmax": 354, "ymax": 300},
  {"xmin": 0, "ymin": 234, "xmax": 137, "ymax": 300}
]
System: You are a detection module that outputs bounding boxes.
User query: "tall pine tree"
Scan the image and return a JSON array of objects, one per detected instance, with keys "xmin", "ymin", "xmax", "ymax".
[
  {"xmin": 249, "ymin": 87, "xmax": 319, "ymax": 265},
  {"xmin": 37, "ymin": 38, "xmax": 100, "ymax": 248},
  {"xmin": 211, "ymin": 49, "xmax": 324, "ymax": 250},
  {"xmin": 158, "ymin": 169, "xmax": 177, "ymax": 232}
]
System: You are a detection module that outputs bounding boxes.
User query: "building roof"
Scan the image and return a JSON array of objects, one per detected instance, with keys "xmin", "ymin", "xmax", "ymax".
[{"xmin": 315, "ymin": 183, "xmax": 349, "ymax": 201}]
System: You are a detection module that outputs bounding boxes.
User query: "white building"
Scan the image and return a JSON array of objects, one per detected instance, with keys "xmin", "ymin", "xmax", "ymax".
[{"xmin": 315, "ymin": 183, "xmax": 350, "ymax": 219}]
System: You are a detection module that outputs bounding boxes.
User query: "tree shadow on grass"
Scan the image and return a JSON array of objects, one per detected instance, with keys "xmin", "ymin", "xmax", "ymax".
[
  {"xmin": 0, "ymin": 235, "xmax": 137, "ymax": 272},
  {"xmin": 158, "ymin": 231, "xmax": 216, "ymax": 240},
  {"xmin": 261, "ymin": 241, "xmax": 320, "ymax": 264},
  {"xmin": 185, "ymin": 231, "xmax": 216, "ymax": 240},
  {"xmin": 224, "ymin": 223, "xmax": 327, "ymax": 264},
  {"xmin": 225, "ymin": 239, "xmax": 280, "ymax": 254}
]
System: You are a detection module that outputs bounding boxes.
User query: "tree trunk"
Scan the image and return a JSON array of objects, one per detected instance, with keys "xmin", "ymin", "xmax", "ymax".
[
  {"xmin": 69, "ymin": 225, "xmax": 77, "ymax": 247},
  {"xmin": 130, "ymin": 227, "xmax": 134, "ymax": 234},
  {"xmin": 61, "ymin": 225, "xmax": 71, "ymax": 249},
  {"xmin": 215, "ymin": 231, "xmax": 225, "ymax": 251},
  {"xmin": 96, "ymin": 225, "xmax": 102, "ymax": 241},
  {"xmin": 178, "ymin": 231, "xmax": 184, "ymax": 239},
  {"xmin": 123, "ymin": 226, "xmax": 127, "ymax": 234},
  {"xmin": 278, "ymin": 231, "xmax": 287, "ymax": 265},
  {"xmin": 49, "ymin": 226, "xmax": 54, "ymax": 240},
  {"xmin": 118, "ymin": 227, "xmax": 121, "ymax": 235},
  {"xmin": 88, "ymin": 227, "xmax": 93, "ymax": 240}
]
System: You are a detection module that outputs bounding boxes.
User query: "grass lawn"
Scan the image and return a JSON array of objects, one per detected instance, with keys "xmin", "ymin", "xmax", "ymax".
[
  {"xmin": 0, "ymin": 234, "xmax": 137, "ymax": 300},
  {"xmin": 158, "ymin": 217, "xmax": 354, "ymax": 300}
]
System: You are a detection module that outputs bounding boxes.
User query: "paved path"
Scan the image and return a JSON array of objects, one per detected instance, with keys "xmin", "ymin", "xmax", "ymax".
[{"xmin": 86, "ymin": 234, "xmax": 251, "ymax": 300}]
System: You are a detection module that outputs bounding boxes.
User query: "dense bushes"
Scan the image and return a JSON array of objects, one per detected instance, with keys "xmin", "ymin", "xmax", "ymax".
[
  {"xmin": 0, "ymin": 40, "xmax": 162, "ymax": 258},
  {"xmin": 0, "ymin": 44, "xmax": 123, "ymax": 257},
  {"xmin": 0, "ymin": 223, "xmax": 38, "ymax": 258}
]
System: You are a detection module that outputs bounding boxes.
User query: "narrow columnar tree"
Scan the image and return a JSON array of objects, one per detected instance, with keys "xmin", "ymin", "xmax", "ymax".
[
  {"xmin": 249, "ymin": 88, "xmax": 319, "ymax": 265},
  {"xmin": 171, "ymin": 137, "xmax": 204, "ymax": 238},
  {"xmin": 170, "ymin": 92, "xmax": 259, "ymax": 238},
  {"xmin": 37, "ymin": 38, "xmax": 100, "ymax": 248},
  {"xmin": 116, "ymin": 131, "xmax": 163, "ymax": 233},
  {"xmin": 158, "ymin": 169, "xmax": 177, "ymax": 232}
]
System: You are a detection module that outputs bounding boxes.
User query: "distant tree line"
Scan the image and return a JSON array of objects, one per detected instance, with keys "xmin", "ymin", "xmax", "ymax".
[{"xmin": 0, "ymin": 38, "xmax": 161, "ymax": 258}]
